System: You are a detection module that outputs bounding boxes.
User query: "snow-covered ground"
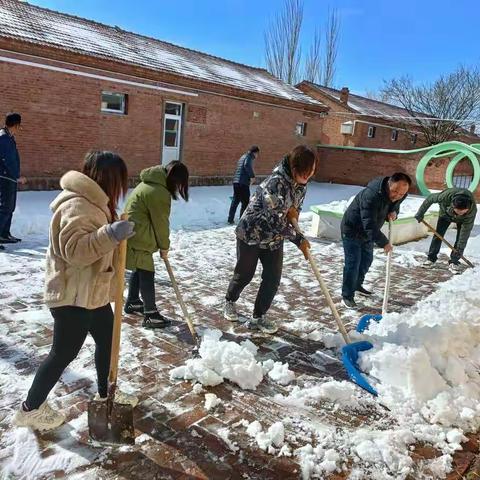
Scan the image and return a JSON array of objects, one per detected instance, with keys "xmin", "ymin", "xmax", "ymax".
[{"xmin": 1, "ymin": 181, "xmax": 480, "ymax": 479}]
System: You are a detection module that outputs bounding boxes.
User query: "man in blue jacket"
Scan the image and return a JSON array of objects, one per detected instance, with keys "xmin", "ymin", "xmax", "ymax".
[
  {"xmin": 340, "ymin": 172, "xmax": 411, "ymax": 309},
  {"xmin": 0, "ymin": 113, "xmax": 26, "ymax": 247},
  {"xmin": 227, "ymin": 145, "xmax": 259, "ymax": 224}
]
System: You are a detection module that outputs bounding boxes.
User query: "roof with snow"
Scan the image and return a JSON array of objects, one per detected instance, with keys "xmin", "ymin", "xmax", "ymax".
[
  {"xmin": 298, "ymin": 81, "xmax": 418, "ymax": 120},
  {"xmin": 0, "ymin": 0, "xmax": 325, "ymax": 109}
]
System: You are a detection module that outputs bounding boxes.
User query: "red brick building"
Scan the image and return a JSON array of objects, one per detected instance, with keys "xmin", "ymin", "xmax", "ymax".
[
  {"xmin": 296, "ymin": 82, "xmax": 480, "ymax": 195},
  {"xmin": 0, "ymin": 0, "xmax": 328, "ymax": 189}
]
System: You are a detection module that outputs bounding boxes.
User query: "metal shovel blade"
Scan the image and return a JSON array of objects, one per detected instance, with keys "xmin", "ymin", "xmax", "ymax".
[
  {"xmin": 341, "ymin": 341, "xmax": 378, "ymax": 396},
  {"xmin": 88, "ymin": 399, "xmax": 135, "ymax": 445}
]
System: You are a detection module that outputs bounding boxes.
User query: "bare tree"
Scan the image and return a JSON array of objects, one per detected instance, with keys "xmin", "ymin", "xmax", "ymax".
[
  {"xmin": 304, "ymin": 28, "xmax": 322, "ymax": 83},
  {"xmin": 264, "ymin": 0, "xmax": 303, "ymax": 85},
  {"xmin": 321, "ymin": 9, "xmax": 340, "ymax": 87},
  {"xmin": 382, "ymin": 66, "xmax": 480, "ymax": 145}
]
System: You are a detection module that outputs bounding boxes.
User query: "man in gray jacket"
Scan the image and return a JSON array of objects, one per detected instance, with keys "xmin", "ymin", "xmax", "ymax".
[{"xmin": 227, "ymin": 145, "xmax": 259, "ymax": 224}]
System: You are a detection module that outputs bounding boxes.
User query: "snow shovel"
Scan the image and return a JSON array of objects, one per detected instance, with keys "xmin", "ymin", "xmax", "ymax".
[
  {"xmin": 421, "ymin": 219, "xmax": 474, "ymax": 268},
  {"xmin": 88, "ymin": 216, "xmax": 135, "ymax": 445},
  {"xmin": 357, "ymin": 219, "xmax": 393, "ymax": 333},
  {"xmin": 290, "ymin": 218, "xmax": 378, "ymax": 396},
  {"xmin": 162, "ymin": 255, "xmax": 200, "ymax": 355}
]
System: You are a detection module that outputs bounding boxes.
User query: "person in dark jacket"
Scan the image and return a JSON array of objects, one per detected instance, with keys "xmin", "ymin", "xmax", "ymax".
[
  {"xmin": 0, "ymin": 113, "xmax": 26, "ymax": 247},
  {"xmin": 223, "ymin": 145, "xmax": 317, "ymax": 334},
  {"xmin": 415, "ymin": 187, "xmax": 477, "ymax": 274},
  {"xmin": 124, "ymin": 161, "xmax": 189, "ymax": 329},
  {"xmin": 341, "ymin": 173, "xmax": 411, "ymax": 309},
  {"xmin": 227, "ymin": 145, "xmax": 259, "ymax": 224}
]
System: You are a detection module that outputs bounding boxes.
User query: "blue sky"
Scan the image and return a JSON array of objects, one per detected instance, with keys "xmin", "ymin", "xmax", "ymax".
[{"xmin": 29, "ymin": 0, "xmax": 480, "ymax": 95}]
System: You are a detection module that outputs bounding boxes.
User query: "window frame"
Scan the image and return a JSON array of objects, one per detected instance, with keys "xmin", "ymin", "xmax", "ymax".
[
  {"xmin": 101, "ymin": 91, "xmax": 127, "ymax": 115},
  {"xmin": 391, "ymin": 129, "xmax": 398, "ymax": 141},
  {"xmin": 295, "ymin": 121, "xmax": 307, "ymax": 136},
  {"xmin": 367, "ymin": 125, "xmax": 376, "ymax": 138}
]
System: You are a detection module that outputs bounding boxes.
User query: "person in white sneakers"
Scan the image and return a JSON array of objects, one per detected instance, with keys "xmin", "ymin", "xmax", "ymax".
[{"xmin": 13, "ymin": 151, "xmax": 138, "ymax": 431}]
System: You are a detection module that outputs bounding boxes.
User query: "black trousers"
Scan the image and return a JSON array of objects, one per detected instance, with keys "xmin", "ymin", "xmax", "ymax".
[
  {"xmin": 25, "ymin": 304, "xmax": 114, "ymax": 410},
  {"xmin": 226, "ymin": 239, "xmax": 283, "ymax": 318},
  {"xmin": 0, "ymin": 177, "xmax": 17, "ymax": 237},
  {"xmin": 126, "ymin": 269, "xmax": 157, "ymax": 312},
  {"xmin": 428, "ymin": 216, "xmax": 462, "ymax": 264},
  {"xmin": 228, "ymin": 183, "xmax": 250, "ymax": 223}
]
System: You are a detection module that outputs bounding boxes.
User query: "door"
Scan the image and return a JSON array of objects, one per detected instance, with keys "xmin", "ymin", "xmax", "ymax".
[{"xmin": 162, "ymin": 101, "xmax": 183, "ymax": 165}]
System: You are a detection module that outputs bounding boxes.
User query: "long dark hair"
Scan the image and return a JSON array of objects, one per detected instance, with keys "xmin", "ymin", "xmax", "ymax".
[
  {"xmin": 165, "ymin": 161, "xmax": 189, "ymax": 201},
  {"xmin": 82, "ymin": 151, "xmax": 128, "ymax": 220}
]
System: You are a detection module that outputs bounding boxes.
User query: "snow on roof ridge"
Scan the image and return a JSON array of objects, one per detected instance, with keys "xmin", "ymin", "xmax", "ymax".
[{"xmin": 13, "ymin": 0, "xmax": 267, "ymax": 74}]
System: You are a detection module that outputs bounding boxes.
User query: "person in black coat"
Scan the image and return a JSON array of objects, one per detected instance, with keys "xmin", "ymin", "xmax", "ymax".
[
  {"xmin": 227, "ymin": 145, "xmax": 259, "ymax": 224},
  {"xmin": 0, "ymin": 112, "xmax": 26, "ymax": 247},
  {"xmin": 340, "ymin": 172, "xmax": 411, "ymax": 308}
]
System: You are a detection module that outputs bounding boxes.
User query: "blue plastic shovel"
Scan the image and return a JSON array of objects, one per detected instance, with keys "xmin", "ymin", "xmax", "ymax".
[{"xmin": 290, "ymin": 219, "xmax": 378, "ymax": 396}]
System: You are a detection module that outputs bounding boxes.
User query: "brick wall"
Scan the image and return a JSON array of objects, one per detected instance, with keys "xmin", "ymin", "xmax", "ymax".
[
  {"xmin": 315, "ymin": 146, "xmax": 479, "ymax": 200},
  {"xmin": 0, "ymin": 51, "xmax": 325, "ymax": 189}
]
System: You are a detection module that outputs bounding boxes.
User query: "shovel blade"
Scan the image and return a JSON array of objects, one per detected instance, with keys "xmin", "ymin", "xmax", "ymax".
[
  {"xmin": 341, "ymin": 341, "xmax": 378, "ymax": 396},
  {"xmin": 88, "ymin": 400, "xmax": 135, "ymax": 445}
]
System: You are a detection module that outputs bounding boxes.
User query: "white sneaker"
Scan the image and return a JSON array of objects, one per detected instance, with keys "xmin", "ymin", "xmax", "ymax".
[
  {"xmin": 449, "ymin": 263, "xmax": 462, "ymax": 274},
  {"xmin": 223, "ymin": 300, "xmax": 238, "ymax": 322},
  {"xmin": 12, "ymin": 401, "xmax": 66, "ymax": 431},
  {"xmin": 422, "ymin": 259, "xmax": 435, "ymax": 268},
  {"xmin": 94, "ymin": 390, "xmax": 138, "ymax": 407}
]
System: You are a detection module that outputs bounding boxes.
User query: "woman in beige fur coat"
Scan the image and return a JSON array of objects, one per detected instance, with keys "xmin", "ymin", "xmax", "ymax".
[{"xmin": 13, "ymin": 151, "xmax": 137, "ymax": 431}]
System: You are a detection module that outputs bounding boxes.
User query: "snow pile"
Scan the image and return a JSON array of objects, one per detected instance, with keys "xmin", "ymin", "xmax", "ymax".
[
  {"xmin": 262, "ymin": 359, "xmax": 295, "ymax": 385},
  {"xmin": 204, "ymin": 393, "xmax": 221, "ymax": 411},
  {"xmin": 245, "ymin": 420, "xmax": 285, "ymax": 453},
  {"xmin": 295, "ymin": 444, "xmax": 341, "ymax": 479},
  {"xmin": 275, "ymin": 380, "xmax": 361, "ymax": 409},
  {"xmin": 360, "ymin": 266, "xmax": 480, "ymax": 432},
  {"xmin": 170, "ymin": 329, "xmax": 263, "ymax": 390}
]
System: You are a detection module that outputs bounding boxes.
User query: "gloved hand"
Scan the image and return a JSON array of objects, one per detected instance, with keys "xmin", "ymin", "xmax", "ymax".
[
  {"xmin": 107, "ymin": 220, "xmax": 135, "ymax": 242},
  {"xmin": 299, "ymin": 238, "xmax": 311, "ymax": 260},
  {"xmin": 160, "ymin": 249, "xmax": 169, "ymax": 259},
  {"xmin": 287, "ymin": 207, "xmax": 299, "ymax": 223},
  {"xmin": 414, "ymin": 213, "xmax": 423, "ymax": 223}
]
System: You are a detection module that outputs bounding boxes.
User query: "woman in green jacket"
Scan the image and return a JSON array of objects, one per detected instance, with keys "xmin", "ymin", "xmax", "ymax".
[{"xmin": 124, "ymin": 161, "xmax": 189, "ymax": 328}]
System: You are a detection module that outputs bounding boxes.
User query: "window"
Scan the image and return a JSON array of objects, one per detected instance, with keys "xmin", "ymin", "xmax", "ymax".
[
  {"xmin": 165, "ymin": 102, "xmax": 182, "ymax": 116},
  {"xmin": 296, "ymin": 122, "xmax": 307, "ymax": 136},
  {"xmin": 101, "ymin": 92, "xmax": 127, "ymax": 114},
  {"xmin": 367, "ymin": 126, "xmax": 376, "ymax": 138},
  {"xmin": 391, "ymin": 129, "xmax": 398, "ymax": 141},
  {"xmin": 411, "ymin": 133, "xmax": 417, "ymax": 144}
]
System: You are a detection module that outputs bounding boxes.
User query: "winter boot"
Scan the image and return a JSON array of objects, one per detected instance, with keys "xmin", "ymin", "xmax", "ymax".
[
  {"xmin": 142, "ymin": 311, "xmax": 171, "ymax": 329},
  {"xmin": 124, "ymin": 300, "xmax": 144, "ymax": 315},
  {"xmin": 94, "ymin": 390, "xmax": 139, "ymax": 408},
  {"xmin": 12, "ymin": 401, "xmax": 66, "ymax": 431},
  {"xmin": 448, "ymin": 262, "xmax": 462, "ymax": 274},
  {"xmin": 422, "ymin": 259, "xmax": 435, "ymax": 268}
]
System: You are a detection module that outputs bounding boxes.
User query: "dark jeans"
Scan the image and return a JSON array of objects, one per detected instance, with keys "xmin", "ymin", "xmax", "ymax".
[
  {"xmin": 428, "ymin": 216, "xmax": 461, "ymax": 264},
  {"xmin": 0, "ymin": 177, "xmax": 17, "ymax": 237},
  {"xmin": 226, "ymin": 239, "xmax": 283, "ymax": 318},
  {"xmin": 25, "ymin": 304, "xmax": 114, "ymax": 410},
  {"xmin": 228, "ymin": 183, "xmax": 250, "ymax": 223},
  {"xmin": 126, "ymin": 269, "xmax": 156, "ymax": 312},
  {"xmin": 342, "ymin": 236, "xmax": 374, "ymax": 299}
]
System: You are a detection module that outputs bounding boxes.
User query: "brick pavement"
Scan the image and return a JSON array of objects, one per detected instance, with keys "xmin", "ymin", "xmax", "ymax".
[{"xmin": 0, "ymin": 227, "xmax": 477, "ymax": 479}]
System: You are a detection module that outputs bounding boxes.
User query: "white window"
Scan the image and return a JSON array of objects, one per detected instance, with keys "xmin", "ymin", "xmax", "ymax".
[
  {"xmin": 162, "ymin": 101, "xmax": 183, "ymax": 164},
  {"xmin": 296, "ymin": 122, "xmax": 307, "ymax": 136},
  {"xmin": 391, "ymin": 129, "xmax": 398, "ymax": 141},
  {"xmin": 367, "ymin": 126, "xmax": 376, "ymax": 138},
  {"xmin": 101, "ymin": 92, "xmax": 127, "ymax": 114},
  {"xmin": 411, "ymin": 133, "xmax": 417, "ymax": 144}
]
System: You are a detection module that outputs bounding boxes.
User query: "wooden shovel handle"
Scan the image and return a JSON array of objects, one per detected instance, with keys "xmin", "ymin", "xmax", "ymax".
[
  {"xmin": 162, "ymin": 255, "xmax": 199, "ymax": 347},
  {"xmin": 108, "ymin": 213, "xmax": 128, "ymax": 387},
  {"xmin": 290, "ymin": 218, "xmax": 351, "ymax": 344},
  {"xmin": 421, "ymin": 219, "xmax": 474, "ymax": 268}
]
